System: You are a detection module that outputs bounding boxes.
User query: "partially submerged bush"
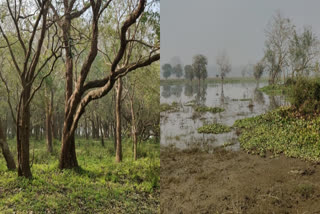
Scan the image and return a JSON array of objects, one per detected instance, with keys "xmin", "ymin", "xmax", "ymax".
[
  {"xmin": 197, "ymin": 123, "xmax": 231, "ymax": 134},
  {"xmin": 290, "ymin": 77, "xmax": 320, "ymax": 114}
]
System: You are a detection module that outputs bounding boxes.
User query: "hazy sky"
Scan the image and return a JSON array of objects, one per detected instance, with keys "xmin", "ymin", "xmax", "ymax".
[{"xmin": 161, "ymin": 0, "xmax": 320, "ymax": 67}]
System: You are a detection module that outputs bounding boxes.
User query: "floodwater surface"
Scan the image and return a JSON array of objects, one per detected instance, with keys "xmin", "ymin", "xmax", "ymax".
[{"xmin": 160, "ymin": 82, "xmax": 287, "ymax": 151}]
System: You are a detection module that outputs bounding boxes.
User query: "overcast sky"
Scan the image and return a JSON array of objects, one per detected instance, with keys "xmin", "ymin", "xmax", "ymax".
[{"xmin": 161, "ymin": 0, "xmax": 320, "ymax": 67}]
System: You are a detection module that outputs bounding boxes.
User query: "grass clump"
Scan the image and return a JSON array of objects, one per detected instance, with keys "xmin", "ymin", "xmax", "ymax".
[
  {"xmin": 197, "ymin": 123, "xmax": 231, "ymax": 134},
  {"xmin": 160, "ymin": 102, "xmax": 179, "ymax": 112},
  {"xmin": 233, "ymin": 106, "xmax": 320, "ymax": 161},
  {"xmin": 0, "ymin": 138, "xmax": 160, "ymax": 213},
  {"xmin": 194, "ymin": 106, "xmax": 224, "ymax": 114}
]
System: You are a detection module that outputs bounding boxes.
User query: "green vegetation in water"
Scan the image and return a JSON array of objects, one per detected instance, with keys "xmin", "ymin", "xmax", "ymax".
[
  {"xmin": 194, "ymin": 106, "xmax": 224, "ymax": 113},
  {"xmin": 197, "ymin": 123, "xmax": 231, "ymax": 134},
  {"xmin": 0, "ymin": 138, "xmax": 159, "ymax": 213},
  {"xmin": 231, "ymin": 98, "xmax": 252, "ymax": 101},
  {"xmin": 258, "ymin": 84, "xmax": 289, "ymax": 95},
  {"xmin": 233, "ymin": 106, "xmax": 320, "ymax": 161},
  {"xmin": 160, "ymin": 102, "xmax": 179, "ymax": 112}
]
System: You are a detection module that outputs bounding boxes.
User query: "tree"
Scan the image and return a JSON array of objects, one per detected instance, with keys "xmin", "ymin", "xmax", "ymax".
[
  {"xmin": 162, "ymin": 63, "xmax": 172, "ymax": 79},
  {"xmin": 264, "ymin": 11, "xmax": 294, "ymax": 84},
  {"xmin": 184, "ymin": 65, "xmax": 194, "ymax": 81},
  {"xmin": 0, "ymin": 120, "xmax": 16, "ymax": 170},
  {"xmin": 173, "ymin": 64, "xmax": 183, "ymax": 78},
  {"xmin": 289, "ymin": 26, "xmax": 320, "ymax": 77},
  {"xmin": 0, "ymin": 0, "xmax": 61, "ymax": 178},
  {"xmin": 253, "ymin": 62, "xmax": 264, "ymax": 82},
  {"xmin": 192, "ymin": 54, "xmax": 208, "ymax": 85},
  {"xmin": 216, "ymin": 51, "xmax": 231, "ymax": 83},
  {"xmin": 53, "ymin": 0, "xmax": 160, "ymax": 169}
]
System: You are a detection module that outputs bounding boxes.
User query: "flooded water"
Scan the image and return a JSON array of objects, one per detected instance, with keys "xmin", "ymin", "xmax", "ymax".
[{"xmin": 160, "ymin": 82, "xmax": 288, "ymax": 152}]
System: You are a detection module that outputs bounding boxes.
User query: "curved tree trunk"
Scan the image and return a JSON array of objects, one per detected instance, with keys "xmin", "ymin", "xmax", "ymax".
[
  {"xmin": 115, "ymin": 78, "xmax": 122, "ymax": 163},
  {"xmin": 0, "ymin": 120, "xmax": 16, "ymax": 170}
]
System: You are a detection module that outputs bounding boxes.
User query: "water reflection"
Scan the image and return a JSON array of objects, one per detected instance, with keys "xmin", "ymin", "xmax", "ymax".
[{"xmin": 160, "ymin": 82, "xmax": 288, "ymax": 151}]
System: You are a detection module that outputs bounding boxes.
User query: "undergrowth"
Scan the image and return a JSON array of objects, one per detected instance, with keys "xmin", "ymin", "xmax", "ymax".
[{"xmin": 0, "ymin": 138, "xmax": 160, "ymax": 213}]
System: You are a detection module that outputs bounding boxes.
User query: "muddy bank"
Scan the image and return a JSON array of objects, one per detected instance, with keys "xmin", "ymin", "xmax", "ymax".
[{"xmin": 161, "ymin": 147, "xmax": 320, "ymax": 214}]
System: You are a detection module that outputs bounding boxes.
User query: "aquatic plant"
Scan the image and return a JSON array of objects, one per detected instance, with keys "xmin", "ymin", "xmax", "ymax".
[
  {"xmin": 234, "ymin": 106, "xmax": 320, "ymax": 161},
  {"xmin": 197, "ymin": 123, "xmax": 231, "ymax": 134},
  {"xmin": 194, "ymin": 106, "xmax": 224, "ymax": 113}
]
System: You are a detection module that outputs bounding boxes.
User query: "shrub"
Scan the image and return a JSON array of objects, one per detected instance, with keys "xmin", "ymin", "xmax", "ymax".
[{"xmin": 290, "ymin": 77, "xmax": 320, "ymax": 114}]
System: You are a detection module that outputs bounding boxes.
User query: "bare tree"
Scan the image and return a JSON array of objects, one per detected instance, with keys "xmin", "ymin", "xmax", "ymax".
[
  {"xmin": 216, "ymin": 51, "xmax": 231, "ymax": 83},
  {"xmin": 264, "ymin": 11, "xmax": 294, "ymax": 84}
]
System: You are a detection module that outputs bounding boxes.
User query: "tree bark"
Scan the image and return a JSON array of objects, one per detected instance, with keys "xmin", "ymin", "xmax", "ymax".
[
  {"xmin": 45, "ymin": 88, "xmax": 54, "ymax": 153},
  {"xmin": 130, "ymin": 98, "xmax": 138, "ymax": 161},
  {"xmin": 17, "ymin": 86, "xmax": 32, "ymax": 178},
  {"xmin": 115, "ymin": 78, "xmax": 122, "ymax": 163},
  {"xmin": 0, "ymin": 120, "xmax": 16, "ymax": 170}
]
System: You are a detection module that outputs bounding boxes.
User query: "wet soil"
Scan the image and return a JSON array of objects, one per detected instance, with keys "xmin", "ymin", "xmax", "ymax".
[{"xmin": 161, "ymin": 147, "xmax": 320, "ymax": 214}]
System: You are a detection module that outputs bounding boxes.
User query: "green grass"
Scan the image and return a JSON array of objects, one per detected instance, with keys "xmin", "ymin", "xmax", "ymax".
[
  {"xmin": 0, "ymin": 138, "xmax": 160, "ymax": 213},
  {"xmin": 233, "ymin": 106, "xmax": 320, "ymax": 161},
  {"xmin": 194, "ymin": 106, "xmax": 224, "ymax": 113},
  {"xmin": 197, "ymin": 123, "xmax": 231, "ymax": 134}
]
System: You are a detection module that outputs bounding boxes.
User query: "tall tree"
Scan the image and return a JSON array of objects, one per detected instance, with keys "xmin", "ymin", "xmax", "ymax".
[
  {"xmin": 184, "ymin": 65, "xmax": 194, "ymax": 81},
  {"xmin": 0, "ymin": 0, "xmax": 61, "ymax": 178},
  {"xmin": 264, "ymin": 11, "xmax": 294, "ymax": 84},
  {"xmin": 162, "ymin": 63, "xmax": 172, "ymax": 79},
  {"xmin": 192, "ymin": 54, "xmax": 208, "ymax": 85},
  {"xmin": 289, "ymin": 26, "xmax": 320, "ymax": 77},
  {"xmin": 173, "ymin": 64, "xmax": 183, "ymax": 78},
  {"xmin": 52, "ymin": 0, "xmax": 160, "ymax": 169}
]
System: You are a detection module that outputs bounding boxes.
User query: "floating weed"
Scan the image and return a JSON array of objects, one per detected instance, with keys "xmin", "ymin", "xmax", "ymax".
[
  {"xmin": 194, "ymin": 106, "xmax": 224, "ymax": 114},
  {"xmin": 197, "ymin": 123, "xmax": 231, "ymax": 134},
  {"xmin": 234, "ymin": 106, "xmax": 320, "ymax": 161}
]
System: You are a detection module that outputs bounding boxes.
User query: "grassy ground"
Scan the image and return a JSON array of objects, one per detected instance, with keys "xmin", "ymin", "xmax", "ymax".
[
  {"xmin": 0, "ymin": 138, "xmax": 160, "ymax": 213},
  {"xmin": 234, "ymin": 106, "xmax": 320, "ymax": 161}
]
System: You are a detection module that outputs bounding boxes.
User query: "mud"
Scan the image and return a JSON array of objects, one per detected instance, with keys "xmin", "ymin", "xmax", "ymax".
[{"xmin": 161, "ymin": 147, "xmax": 320, "ymax": 214}]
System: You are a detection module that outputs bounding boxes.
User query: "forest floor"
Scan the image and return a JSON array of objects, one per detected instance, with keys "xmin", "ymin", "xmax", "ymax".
[
  {"xmin": 0, "ymin": 138, "xmax": 160, "ymax": 213},
  {"xmin": 161, "ymin": 147, "xmax": 320, "ymax": 214}
]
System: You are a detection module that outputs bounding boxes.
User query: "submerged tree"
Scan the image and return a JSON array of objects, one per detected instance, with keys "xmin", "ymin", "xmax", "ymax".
[
  {"xmin": 184, "ymin": 65, "xmax": 194, "ymax": 81},
  {"xmin": 216, "ymin": 51, "xmax": 231, "ymax": 83},
  {"xmin": 253, "ymin": 62, "xmax": 264, "ymax": 82},
  {"xmin": 162, "ymin": 63, "xmax": 172, "ymax": 79},
  {"xmin": 173, "ymin": 64, "xmax": 183, "ymax": 78},
  {"xmin": 192, "ymin": 54, "xmax": 208, "ymax": 85}
]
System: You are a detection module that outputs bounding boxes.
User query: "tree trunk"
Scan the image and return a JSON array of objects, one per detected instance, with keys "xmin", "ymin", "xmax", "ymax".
[
  {"xmin": 115, "ymin": 78, "xmax": 122, "ymax": 163},
  {"xmin": 84, "ymin": 117, "xmax": 89, "ymax": 140},
  {"xmin": 0, "ymin": 120, "xmax": 16, "ymax": 170},
  {"xmin": 45, "ymin": 88, "xmax": 54, "ymax": 153},
  {"xmin": 17, "ymin": 87, "xmax": 32, "ymax": 178},
  {"xmin": 130, "ymin": 98, "xmax": 138, "ymax": 161}
]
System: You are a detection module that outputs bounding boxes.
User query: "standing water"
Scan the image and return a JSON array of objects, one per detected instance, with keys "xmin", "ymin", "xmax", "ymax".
[{"xmin": 160, "ymin": 82, "xmax": 287, "ymax": 152}]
